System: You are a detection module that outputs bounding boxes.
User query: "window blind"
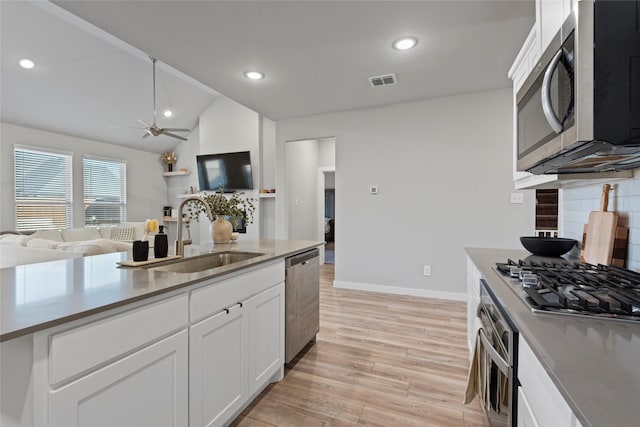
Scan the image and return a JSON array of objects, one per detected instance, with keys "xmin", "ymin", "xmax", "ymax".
[
  {"xmin": 14, "ymin": 147, "xmax": 73, "ymax": 231},
  {"xmin": 83, "ymin": 157, "xmax": 126, "ymax": 226}
]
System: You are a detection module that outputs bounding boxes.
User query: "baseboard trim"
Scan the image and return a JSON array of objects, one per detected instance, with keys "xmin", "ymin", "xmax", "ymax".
[{"xmin": 332, "ymin": 280, "xmax": 466, "ymax": 302}]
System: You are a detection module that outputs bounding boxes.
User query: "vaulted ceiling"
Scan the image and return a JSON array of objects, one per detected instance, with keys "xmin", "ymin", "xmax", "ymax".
[{"xmin": 2, "ymin": 1, "xmax": 535, "ymax": 153}]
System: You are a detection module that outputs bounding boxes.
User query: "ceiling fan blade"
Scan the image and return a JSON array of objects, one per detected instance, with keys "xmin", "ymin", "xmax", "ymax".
[
  {"xmin": 161, "ymin": 131, "xmax": 188, "ymax": 141},
  {"xmin": 161, "ymin": 128, "xmax": 191, "ymax": 132},
  {"xmin": 138, "ymin": 119, "xmax": 151, "ymax": 128},
  {"xmin": 142, "ymin": 132, "xmax": 151, "ymax": 139}
]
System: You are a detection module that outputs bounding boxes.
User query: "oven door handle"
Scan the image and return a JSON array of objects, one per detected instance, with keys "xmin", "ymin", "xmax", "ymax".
[{"xmin": 479, "ymin": 327, "xmax": 510, "ymax": 375}]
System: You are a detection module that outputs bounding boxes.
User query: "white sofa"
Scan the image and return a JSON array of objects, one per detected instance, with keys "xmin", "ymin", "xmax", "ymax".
[{"xmin": 0, "ymin": 222, "xmax": 149, "ymax": 268}]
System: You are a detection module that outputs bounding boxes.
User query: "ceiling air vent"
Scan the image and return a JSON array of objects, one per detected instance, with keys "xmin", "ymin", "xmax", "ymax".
[{"xmin": 368, "ymin": 73, "xmax": 398, "ymax": 87}]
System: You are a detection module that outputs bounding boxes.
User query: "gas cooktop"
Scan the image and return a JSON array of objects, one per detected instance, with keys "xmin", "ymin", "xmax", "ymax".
[{"xmin": 495, "ymin": 259, "xmax": 640, "ymax": 323}]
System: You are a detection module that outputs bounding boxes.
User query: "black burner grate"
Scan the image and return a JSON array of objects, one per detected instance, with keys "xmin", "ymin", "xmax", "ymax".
[{"xmin": 495, "ymin": 259, "xmax": 640, "ymax": 321}]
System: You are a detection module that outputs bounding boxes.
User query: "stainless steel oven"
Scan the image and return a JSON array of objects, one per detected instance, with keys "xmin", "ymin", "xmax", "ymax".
[{"xmin": 478, "ymin": 279, "xmax": 519, "ymax": 427}]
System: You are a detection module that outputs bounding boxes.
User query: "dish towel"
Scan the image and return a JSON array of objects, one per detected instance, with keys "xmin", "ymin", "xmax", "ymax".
[{"xmin": 464, "ymin": 315, "xmax": 487, "ymax": 406}]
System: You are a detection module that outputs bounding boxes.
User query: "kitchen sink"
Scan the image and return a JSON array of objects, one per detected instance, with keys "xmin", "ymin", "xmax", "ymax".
[{"xmin": 149, "ymin": 251, "xmax": 264, "ymax": 273}]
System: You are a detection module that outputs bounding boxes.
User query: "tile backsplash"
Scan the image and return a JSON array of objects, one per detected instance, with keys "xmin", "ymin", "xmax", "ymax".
[{"xmin": 562, "ymin": 176, "xmax": 640, "ymax": 271}]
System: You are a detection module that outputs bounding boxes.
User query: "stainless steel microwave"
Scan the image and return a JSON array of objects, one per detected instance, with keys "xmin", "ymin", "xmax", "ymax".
[{"xmin": 516, "ymin": 0, "xmax": 640, "ymax": 175}]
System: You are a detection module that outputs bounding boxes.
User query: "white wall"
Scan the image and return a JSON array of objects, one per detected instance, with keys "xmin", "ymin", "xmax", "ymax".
[
  {"xmin": 0, "ymin": 122, "xmax": 166, "ymax": 230},
  {"xmin": 561, "ymin": 176, "xmax": 640, "ymax": 271},
  {"xmin": 172, "ymin": 97, "xmax": 261, "ymax": 244},
  {"xmin": 275, "ymin": 89, "xmax": 535, "ymax": 298}
]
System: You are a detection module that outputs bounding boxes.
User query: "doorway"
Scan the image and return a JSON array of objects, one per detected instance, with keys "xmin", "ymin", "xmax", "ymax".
[
  {"xmin": 285, "ymin": 137, "xmax": 335, "ymax": 265},
  {"xmin": 319, "ymin": 169, "xmax": 335, "ymax": 264}
]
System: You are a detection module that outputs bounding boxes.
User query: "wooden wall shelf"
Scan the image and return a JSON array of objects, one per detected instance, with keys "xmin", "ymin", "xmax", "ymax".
[{"xmin": 162, "ymin": 170, "xmax": 190, "ymax": 177}]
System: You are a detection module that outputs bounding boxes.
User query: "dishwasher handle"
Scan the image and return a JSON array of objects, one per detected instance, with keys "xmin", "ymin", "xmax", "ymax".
[{"xmin": 285, "ymin": 248, "xmax": 319, "ymax": 267}]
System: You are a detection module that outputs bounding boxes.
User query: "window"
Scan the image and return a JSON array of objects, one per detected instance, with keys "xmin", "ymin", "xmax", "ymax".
[
  {"xmin": 14, "ymin": 146, "xmax": 73, "ymax": 231},
  {"xmin": 83, "ymin": 156, "xmax": 126, "ymax": 226}
]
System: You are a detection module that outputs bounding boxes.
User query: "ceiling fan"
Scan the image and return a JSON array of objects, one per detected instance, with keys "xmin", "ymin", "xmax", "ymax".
[{"xmin": 138, "ymin": 56, "xmax": 190, "ymax": 142}]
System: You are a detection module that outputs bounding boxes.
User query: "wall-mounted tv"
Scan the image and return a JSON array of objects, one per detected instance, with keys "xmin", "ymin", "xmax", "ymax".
[{"xmin": 196, "ymin": 151, "xmax": 253, "ymax": 192}]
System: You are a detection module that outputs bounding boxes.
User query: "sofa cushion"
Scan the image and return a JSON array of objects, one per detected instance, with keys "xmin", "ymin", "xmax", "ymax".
[
  {"xmin": 57, "ymin": 239, "xmax": 118, "ymax": 256},
  {"xmin": 0, "ymin": 234, "xmax": 33, "ymax": 246},
  {"xmin": 26, "ymin": 238, "xmax": 60, "ymax": 249},
  {"xmin": 31, "ymin": 229, "xmax": 64, "ymax": 242},
  {"xmin": 110, "ymin": 226, "xmax": 135, "ymax": 241},
  {"xmin": 61, "ymin": 227, "xmax": 101, "ymax": 242}
]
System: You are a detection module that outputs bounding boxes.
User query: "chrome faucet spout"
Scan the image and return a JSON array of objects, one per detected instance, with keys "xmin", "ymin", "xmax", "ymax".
[{"xmin": 176, "ymin": 196, "xmax": 213, "ymax": 256}]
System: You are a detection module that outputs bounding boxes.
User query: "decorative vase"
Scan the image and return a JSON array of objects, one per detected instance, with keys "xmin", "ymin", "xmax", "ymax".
[
  {"xmin": 167, "ymin": 163, "xmax": 174, "ymax": 172},
  {"xmin": 210, "ymin": 215, "xmax": 233, "ymax": 244}
]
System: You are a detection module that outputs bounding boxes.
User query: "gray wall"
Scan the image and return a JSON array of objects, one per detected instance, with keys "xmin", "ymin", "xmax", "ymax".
[
  {"xmin": 0, "ymin": 122, "xmax": 166, "ymax": 230},
  {"xmin": 275, "ymin": 89, "xmax": 535, "ymax": 298}
]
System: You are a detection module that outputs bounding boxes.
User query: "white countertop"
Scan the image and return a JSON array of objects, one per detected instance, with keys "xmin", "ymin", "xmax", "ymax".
[{"xmin": 466, "ymin": 247, "xmax": 640, "ymax": 427}]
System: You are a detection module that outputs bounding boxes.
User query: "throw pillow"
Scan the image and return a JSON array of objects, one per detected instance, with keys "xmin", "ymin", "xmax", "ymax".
[{"xmin": 110, "ymin": 226, "xmax": 135, "ymax": 241}]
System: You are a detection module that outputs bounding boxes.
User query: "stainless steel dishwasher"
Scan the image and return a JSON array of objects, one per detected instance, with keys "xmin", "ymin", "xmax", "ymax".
[{"xmin": 285, "ymin": 248, "xmax": 320, "ymax": 363}]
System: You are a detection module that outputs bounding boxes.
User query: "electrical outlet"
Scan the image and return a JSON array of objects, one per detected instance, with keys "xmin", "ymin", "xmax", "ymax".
[{"xmin": 423, "ymin": 265, "xmax": 431, "ymax": 276}]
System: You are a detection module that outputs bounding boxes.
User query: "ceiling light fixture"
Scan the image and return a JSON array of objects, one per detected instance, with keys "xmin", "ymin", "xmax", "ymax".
[
  {"xmin": 392, "ymin": 37, "xmax": 418, "ymax": 51},
  {"xmin": 244, "ymin": 71, "xmax": 264, "ymax": 80},
  {"xmin": 163, "ymin": 109, "xmax": 174, "ymax": 118},
  {"xmin": 19, "ymin": 58, "xmax": 35, "ymax": 69}
]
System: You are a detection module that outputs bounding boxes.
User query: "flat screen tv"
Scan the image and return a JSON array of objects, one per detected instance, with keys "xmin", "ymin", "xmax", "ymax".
[{"xmin": 196, "ymin": 151, "xmax": 253, "ymax": 192}]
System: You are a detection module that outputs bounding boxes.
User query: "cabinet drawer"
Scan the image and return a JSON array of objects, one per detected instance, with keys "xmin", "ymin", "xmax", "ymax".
[
  {"xmin": 190, "ymin": 260, "xmax": 284, "ymax": 323},
  {"xmin": 50, "ymin": 294, "xmax": 188, "ymax": 386}
]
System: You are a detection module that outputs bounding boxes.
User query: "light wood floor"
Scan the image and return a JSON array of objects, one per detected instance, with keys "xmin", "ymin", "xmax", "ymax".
[{"xmin": 232, "ymin": 264, "xmax": 487, "ymax": 426}]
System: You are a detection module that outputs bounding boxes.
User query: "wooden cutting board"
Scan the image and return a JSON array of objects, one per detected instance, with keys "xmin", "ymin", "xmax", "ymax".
[
  {"xmin": 583, "ymin": 184, "xmax": 618, "ymax": 265},
  {"xmin": 581, "ymin": 224, "xmax": 628, "ymax": 267}
]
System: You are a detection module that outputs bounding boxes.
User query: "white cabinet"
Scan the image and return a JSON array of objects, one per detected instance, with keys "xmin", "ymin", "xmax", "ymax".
[
  {"xmin": 189, "ymin": 304, "xmax": 249, "ymax": 427},
  {"xmin": 248, "ymin": 283, "xmax": 285, "ymax": 395},
  {"xmin": 188, "ymin": 262, "xmax": 285, "ymax": 427},
  {"xmin": 517, "ymin": 387, "xmax": 540, "ymax": 427},
  {"xmin": 466, "ymin": 256, "xmax": 482, "ymax": 355},
  {"xmin": 45, "ymin": 294, "xmax": 189, "ymax": 427},
  {"xmin": 49, "ymin": 330, "xmax": 188, "ymax": 427},
  {"xmin": 536, "ymin": 0, "xmax": 572, "ymax": 54},
  {"xmin": 518, "ymin": 336, "xmax": 584, "ymax": 427}
]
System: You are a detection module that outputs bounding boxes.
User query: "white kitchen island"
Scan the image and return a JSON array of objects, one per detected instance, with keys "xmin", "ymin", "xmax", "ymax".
[{"xmin": 0, "ymin": 240, "xmax": 321, "ymax": 427}]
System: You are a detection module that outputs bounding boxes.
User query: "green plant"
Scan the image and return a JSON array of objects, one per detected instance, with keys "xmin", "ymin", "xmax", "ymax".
[{"xmin": 185, "ymin": 188, "xmax": 256, "ymax": 229}]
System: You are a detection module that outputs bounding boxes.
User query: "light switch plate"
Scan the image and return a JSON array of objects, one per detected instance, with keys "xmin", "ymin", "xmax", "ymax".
[
  {"xmin": 370, "ymin": 185, "xmax": 379, "ymax": 195},
  {"xmin": 510, "ymin": 192, "xmax": 524, "ymax": 204}
]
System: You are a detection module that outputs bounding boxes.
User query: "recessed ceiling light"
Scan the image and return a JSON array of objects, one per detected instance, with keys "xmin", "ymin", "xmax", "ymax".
[
  {"xmin": 392, "ymin": 37, "xmax": 418, "ymax": 51},
  {"xmin": 244, "ymin": 71, "xmax": 264, "ymax": 80},
  {"xmin": 19, "ymin": 58, "xmax": 35, "ymax": 69},
  {"xmin": 163, "ymin": 109, "xmax": 174, "ymax": 118}
]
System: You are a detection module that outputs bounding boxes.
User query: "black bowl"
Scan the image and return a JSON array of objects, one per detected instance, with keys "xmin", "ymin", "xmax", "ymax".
[{"xmin": 519, "ymin": 237, "xmax": 577, "ymax": 257}]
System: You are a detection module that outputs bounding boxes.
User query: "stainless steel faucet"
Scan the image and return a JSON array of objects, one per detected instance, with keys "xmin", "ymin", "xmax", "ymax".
[{"xmin": 176, "ymin": 196, "xmax": 213, "ymax": 257}]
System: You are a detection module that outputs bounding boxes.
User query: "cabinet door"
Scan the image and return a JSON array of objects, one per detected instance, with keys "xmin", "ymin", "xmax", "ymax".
[
  {"xmin": 466, "ymin": 279, "xmax": 481, "ymax": 356},
  {"xmin": 248, "ymin": 283, "xmax": 285, "ymax": 395},
  {"xmin": 537, "ymin": 0, "xmax": 566, "ymax": 52},
  {"xmin": 517, "ymin": 387, "xmax": 540, "ymax": 427},
  {"xmin": 49, "ymin": 330, "xmax": 188, "ymax": 427},
  {"xmin": 190, "ymin": 304, "xmax": 248, "ymax": 427}
]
